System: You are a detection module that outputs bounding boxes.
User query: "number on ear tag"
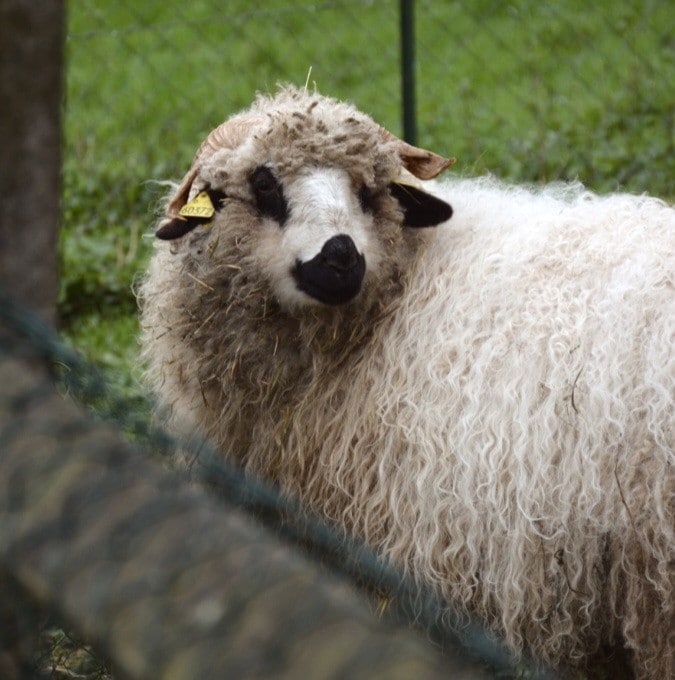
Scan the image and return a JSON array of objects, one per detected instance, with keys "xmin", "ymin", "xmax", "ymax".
[{"xmin": 179, "ymin": 191, "xmax": 215, "ymax": 218}]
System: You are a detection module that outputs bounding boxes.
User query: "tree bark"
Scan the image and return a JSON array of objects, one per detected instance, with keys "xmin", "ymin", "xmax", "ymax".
[{"xmin": 0, "ymin": 0, "xmax": 64, "ymax": 323}]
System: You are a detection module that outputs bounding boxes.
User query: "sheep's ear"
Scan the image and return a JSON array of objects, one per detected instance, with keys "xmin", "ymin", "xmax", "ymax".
[
  {"xmin": 156, "ymin": 167, "xmax": 199, "ymax": 240},
  {"xmin": 397, "ymin": 147, "xmax": 455, "ymax": 180},
  {"xmin": 155, "ymin": 215, "xmax": 204, "ymax": 240},
  {"xmin": 379, "ymin": 128, "xmax": 455, "ymax": 179},
  {"xmin": 167, "ymin": 167, "xmax": 200, "ymax": 218},
  {"xmin": 155, "ymin": 182, "xmax": 226, "ymax": 240},
  {"xmin": 390, "ymin": 182, "xmax": 453, "ymax": 228}
]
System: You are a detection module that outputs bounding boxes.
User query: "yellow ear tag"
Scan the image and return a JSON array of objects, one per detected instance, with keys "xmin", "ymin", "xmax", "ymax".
[{"xmin": 179, "ymin": 191, "xmax": 215, "ymax": 219}]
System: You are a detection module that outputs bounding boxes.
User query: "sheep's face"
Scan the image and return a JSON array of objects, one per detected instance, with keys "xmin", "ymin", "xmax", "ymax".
[
  {"xmin": 255, "ymin": 165, "xmax": 371, "ymax": 307},
  {"xmin": 154, "ymin": 87, "xmax": 453, "ymax": 313}
]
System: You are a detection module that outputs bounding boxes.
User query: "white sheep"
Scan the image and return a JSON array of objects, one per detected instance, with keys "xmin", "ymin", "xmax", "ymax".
[{"xmin": 139, "ymin": 86, "xmax": 674, "ymax": 679}]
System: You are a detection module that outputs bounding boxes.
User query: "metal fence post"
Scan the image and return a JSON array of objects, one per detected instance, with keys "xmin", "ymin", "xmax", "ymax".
[{"xmin": 400, "ymin": 0, "xmax": 417, "ymax": 145}]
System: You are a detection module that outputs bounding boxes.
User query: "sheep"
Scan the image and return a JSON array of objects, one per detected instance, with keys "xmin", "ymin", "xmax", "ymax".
[{"xmin": 139, "ymin": 85, "xmax": 674, "ymax": 679}]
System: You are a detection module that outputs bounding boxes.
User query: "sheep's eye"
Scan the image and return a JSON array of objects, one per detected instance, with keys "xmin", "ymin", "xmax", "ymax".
[
  {"xmin": 358, "ymin": 184, "xmax": 377, "ymax": 213},
  {"xmin": 252, "ymin": 167, "xmax": 277, "ymax": 194},
  {"xmin": 250, "ymin": 166, "xmax": 288, "ymax": 226}
]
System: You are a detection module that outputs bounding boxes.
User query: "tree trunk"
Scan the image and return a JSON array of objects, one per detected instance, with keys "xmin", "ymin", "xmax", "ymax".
[{"xmin": 0, "ymin": 0, "xmax": 64, "ymax": 324}]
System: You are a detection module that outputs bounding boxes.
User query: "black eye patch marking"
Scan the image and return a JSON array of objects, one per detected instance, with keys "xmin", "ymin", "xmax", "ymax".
[
  {"xmin": 250, "ymin": 166, "xmax": 288, "ymax": 226},
  {"xmin": 358, "ymin": 184, "xmax": 377, "ymax": 213},
  {"xmin": 155, "ymin": 187, "xmax": 226, "ymax": 240}
]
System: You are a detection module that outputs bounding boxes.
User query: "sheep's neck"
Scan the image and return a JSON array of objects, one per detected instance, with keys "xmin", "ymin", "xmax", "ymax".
[{"xmin": 192, "ymin": 289, "xmax": 382, "ymax": 466}]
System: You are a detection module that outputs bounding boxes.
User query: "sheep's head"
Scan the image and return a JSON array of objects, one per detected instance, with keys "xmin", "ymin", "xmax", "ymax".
[{"xmin": 155, "ymin": 87, "xmax": 454, "ymax": 311}]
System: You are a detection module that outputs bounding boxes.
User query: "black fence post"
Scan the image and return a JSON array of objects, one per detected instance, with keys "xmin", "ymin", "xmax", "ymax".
[{"xmin": 400, "ymin": 0, "xmax": 417, "ymax": 145}]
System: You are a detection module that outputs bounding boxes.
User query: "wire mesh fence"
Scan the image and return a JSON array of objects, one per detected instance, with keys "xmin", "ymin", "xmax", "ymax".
[
  {"xmin": 61, "ymin": 0, "xmax": 674, "ymax": 336},
  {"xmin": 64, "ymin": 0, "xmax": 674, "ymax": 190},
  {"xmin": 415, "ymin": 0, "xmax": 675, "ymax": 182}
]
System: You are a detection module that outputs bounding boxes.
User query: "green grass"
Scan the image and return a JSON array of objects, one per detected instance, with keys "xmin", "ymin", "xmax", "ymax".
[{"xmin": 61, "ymin": 0, "xmax": 674, "ymax": 367}]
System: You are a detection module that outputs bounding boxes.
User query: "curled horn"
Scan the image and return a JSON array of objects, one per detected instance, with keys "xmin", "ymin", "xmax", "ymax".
[
  {"xmin": 379, "ymin": 127, "xmax": 455, "ymax": 180},
  {"xmin": 166, "ymin": 167, "xmax": 200, "ymax": 219},
  {"xmin": 192, "ymin": 115, "xmax": 265, "ymax": 166},
  {"xmin": 166, "ymin": 115, "xmax": 264, "ymax": 219}
]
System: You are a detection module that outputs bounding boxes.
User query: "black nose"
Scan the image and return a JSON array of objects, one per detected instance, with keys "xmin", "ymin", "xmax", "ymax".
[
  {"xmin": 320, "ymin": 234, "xmax": 361, "ymax": 272},
  {"xmin": 292, "ymin": 234, "xmax": 366, "ymax": 305}
]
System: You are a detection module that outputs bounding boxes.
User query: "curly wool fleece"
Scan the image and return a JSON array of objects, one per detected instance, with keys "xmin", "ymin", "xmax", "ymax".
[{"xmin": 140, "ymin": 87, "xmax": 675, "ymax": 678}]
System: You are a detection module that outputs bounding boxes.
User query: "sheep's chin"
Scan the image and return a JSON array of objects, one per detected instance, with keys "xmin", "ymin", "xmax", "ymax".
[{"xmin": 274, "ymin": 281, "xmax": 356, "ymax": 311}]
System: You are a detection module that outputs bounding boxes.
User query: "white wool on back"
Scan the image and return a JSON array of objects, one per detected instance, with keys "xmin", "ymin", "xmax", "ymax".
[{"xmin": 354, "ymin": 178, "xmax": 673, "ymax": 666}]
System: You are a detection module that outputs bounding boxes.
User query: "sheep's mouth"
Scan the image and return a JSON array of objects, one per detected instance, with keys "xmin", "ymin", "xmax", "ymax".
[{"xmin": 292, "ymin": 234, "xmax": 366, "ymax": 306}]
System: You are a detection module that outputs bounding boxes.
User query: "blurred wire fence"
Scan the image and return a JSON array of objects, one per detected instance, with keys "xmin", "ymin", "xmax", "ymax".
[
  {"xmin": 61, "ymin": 1, "xmax": 674, "ymax": 327},
  {"xmin": 64, "ymin": 0, "xmax": 674, "ymax": 191}
]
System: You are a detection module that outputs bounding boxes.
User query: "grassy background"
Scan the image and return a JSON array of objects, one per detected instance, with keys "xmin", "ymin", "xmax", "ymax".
[{"xmin": 61, "ymin": 0, "xmax": 674, "ymax": 382}]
